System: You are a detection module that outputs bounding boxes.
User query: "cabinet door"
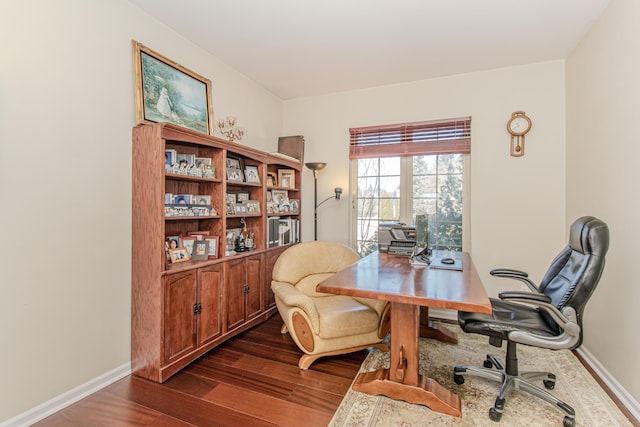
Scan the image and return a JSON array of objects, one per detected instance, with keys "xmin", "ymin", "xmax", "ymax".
[
  {"xmin": 163, "ymin": 270, "xmax": 197, "ymax": 364},
  {"xmin": 245, "ymin": 253, "xmax": 264, "ymax": 320},
  {"xmin": 197, "ymin": 264, "xmax": 223, "ymax": 346},
  {"xmin": 224, "ymin": 257, "xmax": 246, "ymax": 331}
]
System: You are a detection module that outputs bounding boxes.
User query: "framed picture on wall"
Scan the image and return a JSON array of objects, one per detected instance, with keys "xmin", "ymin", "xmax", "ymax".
[{"xmin": 132, "ymin": 40, "xmax": 214, "ymax": 135}]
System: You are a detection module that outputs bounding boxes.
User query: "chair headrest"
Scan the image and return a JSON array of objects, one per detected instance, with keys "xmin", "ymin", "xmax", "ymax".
[{"xmin": 569, "ymin": 216, "xmax": 609, "ymax": 257}]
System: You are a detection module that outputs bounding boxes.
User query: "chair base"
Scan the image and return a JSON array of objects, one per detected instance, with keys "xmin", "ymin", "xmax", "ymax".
[{"xmin": 453, "ymin": 342, "xmax": 576, "ymax": 426}]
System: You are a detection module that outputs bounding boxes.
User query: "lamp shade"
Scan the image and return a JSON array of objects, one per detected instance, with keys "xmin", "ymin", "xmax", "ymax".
[{"xmin": 305, "ymin": 162, "xmax": 327, "ymax": 171}]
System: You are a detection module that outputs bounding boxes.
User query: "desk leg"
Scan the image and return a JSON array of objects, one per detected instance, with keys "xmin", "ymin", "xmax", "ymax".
[
  {"xmin": 353, "ymin": 302, "xmax": 462, "ymax": 417},
  {"xmin": 419, "ymin": 307, "xmax": 458, "ymax": 344}
]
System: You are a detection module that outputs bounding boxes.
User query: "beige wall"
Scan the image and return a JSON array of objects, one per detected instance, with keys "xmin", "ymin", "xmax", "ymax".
[
  {"xmin": 0, "ymin": 0, "xmax": 282, "ymax": 421},
  {"xmin": 284, "ymin": 61, "xmax": 567, "ymax": 298},
  {"xmin": 566, "ymin": 0, "xmax": 640, "ymax": 404},
  {"xmin": 2, "ymin": 0, "xmax": 638, "ymax": 423}
]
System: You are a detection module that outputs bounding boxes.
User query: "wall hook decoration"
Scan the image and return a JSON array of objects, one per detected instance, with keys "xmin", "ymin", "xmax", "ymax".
[{"xmin": 507, "ymin": 111, "xmax": 532, "ymax": 157}]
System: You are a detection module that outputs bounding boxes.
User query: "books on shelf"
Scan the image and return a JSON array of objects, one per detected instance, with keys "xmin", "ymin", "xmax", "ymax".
[{"xmin": 267, "ymin": 216, "xmax": 300, "ymax": 247}]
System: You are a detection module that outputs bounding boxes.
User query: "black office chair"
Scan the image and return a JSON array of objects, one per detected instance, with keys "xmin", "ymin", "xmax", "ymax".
[{"xmin": 453, "ymin": 216, "xmax": 609, "ymax": 427}]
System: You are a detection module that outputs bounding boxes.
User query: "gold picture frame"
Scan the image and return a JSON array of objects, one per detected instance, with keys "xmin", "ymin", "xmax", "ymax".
[
  {"xmin": 132, "ymin": 40, "xmax": 214, "ymax": 135},
  {"xmin": 278, "ymin": 169, "xmax": 295, "ymax": 189},
  {"xmin": 169, "ymin": 247, "xmax": 191, "ymax": 263}
]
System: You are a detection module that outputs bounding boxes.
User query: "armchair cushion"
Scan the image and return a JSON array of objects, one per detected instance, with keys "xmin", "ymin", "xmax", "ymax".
[{"xmin": 314, "ymin": 295, "xmax": 380, "ymax": 338}]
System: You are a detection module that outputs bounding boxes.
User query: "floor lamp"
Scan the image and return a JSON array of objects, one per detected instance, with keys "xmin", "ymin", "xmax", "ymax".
[{"xmin": 305, "ymin": 162, "xmax": 343, "ymax": 240}]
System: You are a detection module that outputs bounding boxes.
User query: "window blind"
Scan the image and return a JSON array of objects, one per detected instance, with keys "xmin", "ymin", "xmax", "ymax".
[{"xmin": 349, "ymin": 116, "xmax": 471, "ymax": 160}]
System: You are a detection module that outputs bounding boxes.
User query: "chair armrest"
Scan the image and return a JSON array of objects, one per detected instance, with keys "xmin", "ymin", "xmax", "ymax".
[
  {"xmin": 490, "ymin": 268, "xmax": 539, "ymax": 292},
  {"xmin": 499, "ymin": 296, "xmax": 582, "ymax": 350},
  {"xmin": 271, "ymin": 281, "xmax": 320, "ymax": 330},
  {"xmin": 491, "ymin": 268, "xmax": 528, "ymax": 277},
  {"xmin": 498, "ymin": 291, "xmax": 551, "ymax": 304}
]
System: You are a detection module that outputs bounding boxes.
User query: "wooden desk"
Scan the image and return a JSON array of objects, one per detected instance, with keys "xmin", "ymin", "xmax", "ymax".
[{"xmin": 316, "ymin": 251, "xmax": 491, "ymax": 417}]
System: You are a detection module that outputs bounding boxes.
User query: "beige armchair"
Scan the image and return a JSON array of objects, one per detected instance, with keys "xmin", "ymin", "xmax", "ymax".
[{"xmin": 271, "ymin": 241, "xmax": 390, "ymax": 369}]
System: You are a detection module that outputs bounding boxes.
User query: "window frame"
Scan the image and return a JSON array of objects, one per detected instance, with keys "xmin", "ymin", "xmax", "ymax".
[{"xmin": 348, "ymin": 117, "xmax": 471, "ymax": 255}]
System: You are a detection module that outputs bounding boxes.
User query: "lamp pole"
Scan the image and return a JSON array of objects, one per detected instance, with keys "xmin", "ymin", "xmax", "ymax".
[
  {"xmin": 305, "ymin": 162, "xmax": 343, "ymax": 241},
  {"xmin": 312, "ymin": 168, "xmax": 319, "ymax": 240},
  {"xmin": 305, "ymin": 162, "xmax": 327, "ymax": 241}
]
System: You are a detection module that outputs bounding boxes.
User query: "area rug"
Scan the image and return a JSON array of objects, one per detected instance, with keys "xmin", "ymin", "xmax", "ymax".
[{"xmin": 330, "ymin": 328, "xmax": 631, "ymax": 426}]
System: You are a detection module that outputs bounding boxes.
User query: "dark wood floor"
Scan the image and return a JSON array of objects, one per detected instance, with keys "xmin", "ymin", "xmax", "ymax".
[
  {"xmin": 30, "ymin": 314, "xmax": 639, "ymax": 427},
  {"xmin": 33, "ymin": 314, "xmax": 367, "ymax": 427}
]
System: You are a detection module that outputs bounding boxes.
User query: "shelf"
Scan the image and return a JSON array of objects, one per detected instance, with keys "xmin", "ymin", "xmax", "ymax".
[{"xmin": 165, "ymin": 215, "xmax": 221, "ymax": 221}]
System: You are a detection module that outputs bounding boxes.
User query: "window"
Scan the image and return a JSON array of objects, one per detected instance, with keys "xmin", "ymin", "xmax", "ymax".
[{"xmin": 350, "ymin": 117, "xmax": 470, "ymax": 256}]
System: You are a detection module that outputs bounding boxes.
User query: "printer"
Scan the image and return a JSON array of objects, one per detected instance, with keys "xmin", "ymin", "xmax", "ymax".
[{"xmin": 378, "ymin": 222, "xmax": 416, "ymax": 255}]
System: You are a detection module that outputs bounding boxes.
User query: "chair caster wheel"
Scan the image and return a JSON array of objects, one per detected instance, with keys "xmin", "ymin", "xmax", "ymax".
[
  {"xmin": 543, "ymin": 379, "xmax": 555, "ymax": 389},
  {"xmin": 484, "ymin": 359, "xmax": 493, "ymax": 368},
  {"xmin": 563, "ymin": 416, "xmax": 575, "ymax": 427},
  {"xmin": 489, "ymin": 407, "xmax": 502, "ymax": 422},
  {"xmin": 454, "ymin": 374, "xmax": 465, "ymax": 385}
]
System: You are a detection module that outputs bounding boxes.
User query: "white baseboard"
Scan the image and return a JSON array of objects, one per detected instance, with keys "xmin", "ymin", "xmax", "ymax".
[
  {"xmin": 577, "ymin": 346, "xmax": 640, "ymax": 423},
  {"xmin": 0, "ymin": 362, "xmax": 131, "ymax": 427}
]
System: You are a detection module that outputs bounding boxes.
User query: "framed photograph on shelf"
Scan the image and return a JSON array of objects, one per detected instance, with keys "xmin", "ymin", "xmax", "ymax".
[
  {"xmin": 271, "ymin": 189, "xmax": 289, "ymax": 205},
  {"xmin": 181, "ymin": 237, "xmax": 196, "ymax": 256},
  {"xmin": 176, "ymin": 154, "xmax": 195, "ymax": 169},
  {"xmin": 235, "ymin": 204, "xmax": 247, "ymax": 214},
  {"xmin": 165, "ymin": 149, "xmax": 177, "ymax": 167},
  {"xmin": 226, "ymin": 157, "xmax": 241, "ymax": 169},
  {"xmin": 193, "ymin": 195, "xmax": 211, "ymax": 206},
  {"xmin": 227, "ymin": 168, "xmax": 244, "ymax": 182},
  {"xmin": 226, "ymin": 157, "xmax": 244, "ymax": 182},
  {"xmin": 289, "ymin": 199, "xmax": 300, "ymax": 213},
  {"xmin": 169, "ymin": 247, "xmax": 191, "ymax": 263},
  {"xmin": 236, "ymin": 192, "xmax": 250, "ymax": 202},
  {"xmin": 226, "ymin": 201, "xmax": 236, "ymax": 215},
  {"xmin": 195, "ymin": 157, "xmax": 211, "ymax": 169},
  {"xmin": 245, "ymin": 200, "xmax": 261, "ymax": 214},
  {"xmin": 191, "ymin": 240, "xmax": 209, "ymax": 261},
  {"xmin": 165, "ymin": 234, "xmax": 181, "ymax": 250},
  {"xmin": 278, "ymin": 169, "xmax": 295, "ymax": 189},
  {"xmin": 173, "ymin": 194, "xmax": 192, "ymax": 205},
  {"xmin": 188, "ymin": 231, "xmax": 209, "ymax": 240},
  {"xmin": 132, "ymin": 40, "xmax": 214, "ymax": 135},
  {"xmin": 226, "ymin": 193, "xmax": 236, "ymax": 203},
  {"xmin": 244, "ymin": 165, "xmax": 261, "ymax": 184},
  {"xmin": 266, "ymin": 172, "xmax": 277, "ymax": 188},
  {"xmin": 205, "ymin": 236, "xmax": 219, "ymax": 259}
]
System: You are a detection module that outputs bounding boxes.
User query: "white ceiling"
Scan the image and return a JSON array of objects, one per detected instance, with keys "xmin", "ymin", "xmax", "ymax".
[{"xmin": 129, "ymin": 0, "xmax": 610, "ymax": 100}]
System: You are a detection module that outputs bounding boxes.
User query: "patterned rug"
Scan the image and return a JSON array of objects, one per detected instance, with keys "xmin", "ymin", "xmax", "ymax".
[{"xmin": 330, "ymin": 327, "xmax": 631, "ymax": 426}]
